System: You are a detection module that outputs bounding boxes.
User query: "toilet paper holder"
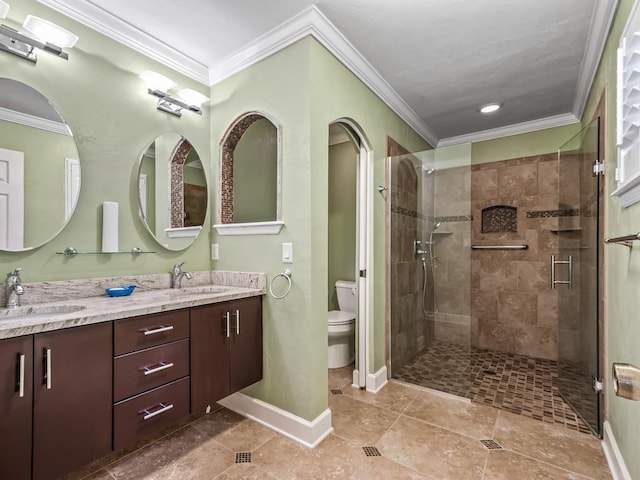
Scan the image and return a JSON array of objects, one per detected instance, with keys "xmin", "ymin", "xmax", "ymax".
[{"xmin": 612, "ymin": 363, "xmax": 640, "ymax": 400}]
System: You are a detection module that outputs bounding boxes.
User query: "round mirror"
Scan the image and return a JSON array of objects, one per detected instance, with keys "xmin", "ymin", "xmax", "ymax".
[
  {"xmin": 0, "ymin": 78, "xmax": 81, "ymax": 251},
  {"xmin": 138, "ymin": 133, "xmax": 208, "ymax": 251}
]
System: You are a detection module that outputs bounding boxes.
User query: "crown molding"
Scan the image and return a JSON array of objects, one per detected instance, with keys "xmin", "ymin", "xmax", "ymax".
[
  {"xmin": 209, "ymin": 6, "xmax": 439, "ymax": 147},
  {"xmin": 572, "ymin": 0, "xmax": 619, "ymax": 118},
  {"xmin": 36, "ymin": 0, "xmax": 210, "ymax": 85},
  {"xmin": 0, "ymin": 107, "xmax": 72, "ymax": 136},
  {"xmin": 437, "ymin": 112, "xmax": 579, "ymax": 147}
]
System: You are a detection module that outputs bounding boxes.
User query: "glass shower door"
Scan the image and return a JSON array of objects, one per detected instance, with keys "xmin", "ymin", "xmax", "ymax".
[{"xmin": 556, "ymin": 117, "xmax": 602, "ymax": 436}]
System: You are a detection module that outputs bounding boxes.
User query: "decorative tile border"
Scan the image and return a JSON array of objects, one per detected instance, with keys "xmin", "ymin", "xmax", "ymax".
[
  {"xmin": 391, "ymin": 205, "xmax": 423, "ymax": 219},
  {"xmin": 435, "ymin": 215, "xmax": 473, "ymax": 223},
  {"xmin": 526, "ymin": 209, "xmax": 580, "ymax": 218}
]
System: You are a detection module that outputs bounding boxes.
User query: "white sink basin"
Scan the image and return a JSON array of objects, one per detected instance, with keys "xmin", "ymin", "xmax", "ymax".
[
  {"xmin": 0, "ymin": 304, "xmax": 86, "ymax": 321},
  {"xmin": 160, "ymin": 285, "xmax": 234, "ymax": 299}
]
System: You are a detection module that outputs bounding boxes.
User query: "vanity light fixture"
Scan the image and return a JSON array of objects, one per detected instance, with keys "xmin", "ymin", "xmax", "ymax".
[
  {"xmin": 140, "ymin": 70, "xmax": 209, "ymax": 117},
  {"xmin": 0, "ymin": 1, "xmax": 9, "ymax": 19},
  {"xmin": 479, "ymin": 103, "xmax": 502, "ymax": 114},
  {"xmin": 0, "ymin": 13, "xmax": 78, "ymax": 62}
]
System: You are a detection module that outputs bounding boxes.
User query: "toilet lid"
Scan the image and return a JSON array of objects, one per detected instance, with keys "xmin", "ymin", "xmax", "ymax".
[{"xmin": 328, "ymin": 310, "xmax": 355, "ymax": 325}]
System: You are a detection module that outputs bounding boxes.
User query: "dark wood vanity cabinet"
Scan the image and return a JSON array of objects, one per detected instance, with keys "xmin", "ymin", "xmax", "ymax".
[
  {"xmin": 0, "ymin": 323, "xmax": 112, "ymax": 480},
  {"xmin": 191, "ymin": 296, "xmax": 263, "ymax": 413},
  {"xmin": 113, "ymin": 310, "xmax": 190, "ymax": 450},
  {"xmin": 0, "ymin": 294, "xmax": 262, "ymax": 479},
  {"xmin": 0, "ymin": 335, "xmax": 33, "ymax": 480}
]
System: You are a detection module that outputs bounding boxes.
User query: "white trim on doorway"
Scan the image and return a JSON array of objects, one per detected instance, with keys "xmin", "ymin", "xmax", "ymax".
[
  {"xmin": 329, "ymin": 118, "xmax": 372, "ymax": 390},
  {"xmin": 366, "ymin": 365, "xmax": 388, "ymax": 393}
]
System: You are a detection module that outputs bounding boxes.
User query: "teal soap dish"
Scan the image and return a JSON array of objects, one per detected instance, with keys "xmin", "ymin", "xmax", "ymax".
[{"xmin": 105, "ymin": 285, "xmax": 136, "ymax": 297}]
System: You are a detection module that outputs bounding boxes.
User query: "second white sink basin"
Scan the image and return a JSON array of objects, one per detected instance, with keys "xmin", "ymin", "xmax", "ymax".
[{"xmin": 0, "ymin": 304, "xmax": 86, "ymax": 321}]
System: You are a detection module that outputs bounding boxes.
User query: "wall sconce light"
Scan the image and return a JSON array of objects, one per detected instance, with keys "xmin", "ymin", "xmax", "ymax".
[
  {"xmin": 0, "ymin": 11, "xmax": 78, "ymax": 62},
  {"xmin": 140, "ymin": 70, "xmax": 209, "ymax": 117}
]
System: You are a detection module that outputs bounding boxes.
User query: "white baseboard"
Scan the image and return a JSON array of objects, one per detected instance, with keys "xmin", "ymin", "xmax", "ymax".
[
  {"xmin": 603, "ymin": 421, "xmax": 632, "ymax": 480},
  {"xmin": 218, "ymin": 392, "xmax": 333, "ymax": 448},
  {"xmin": 366, "ymin": 365, "xmax": 388, "ymax": 393}
]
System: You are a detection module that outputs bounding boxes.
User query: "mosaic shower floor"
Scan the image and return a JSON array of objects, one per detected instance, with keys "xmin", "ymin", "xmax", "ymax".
[{"xmin": 393, "ymin": 341, "xmax": 592, "ymax": 435}]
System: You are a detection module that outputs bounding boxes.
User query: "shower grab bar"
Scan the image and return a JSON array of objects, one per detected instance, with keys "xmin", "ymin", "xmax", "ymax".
[
  {"xmin": 471, "ymin": 245, "xmax": 528, "ymax": 250},
  {"xmin": 604, "ymin": 232, "xmax": 640, "ymax": 247}
]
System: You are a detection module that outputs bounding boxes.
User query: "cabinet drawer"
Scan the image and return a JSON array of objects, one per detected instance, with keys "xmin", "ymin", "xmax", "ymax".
[
  {"xmin": 113, "ymin": 377, "xmax": 189, "ymax": 450},
  {"xmin": 114, "ymin": 339, "xmax": 189, "ymax": 402},
  {"xmin": 114, "ymin": 310, "xmax": 189, "ymax": 355}
]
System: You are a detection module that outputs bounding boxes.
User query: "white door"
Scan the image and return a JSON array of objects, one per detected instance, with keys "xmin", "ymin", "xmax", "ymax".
[
  {"xmin": 65, "ymin": 158, "xmax": 80, "ymax": 221},
  {"xmin": 138, "ymin": 174, "xmax": 148, "ymax": 219},
  {"xmin": 0, "ymin": 147, "xmax": 24, "ymax": 250}
]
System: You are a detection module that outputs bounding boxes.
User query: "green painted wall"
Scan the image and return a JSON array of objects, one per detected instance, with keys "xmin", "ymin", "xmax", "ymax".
[
  {"xmin": 581, "ymin": 1, "xmax": 640, "ymax": 478},
  {"xmin": 328, "ymin": 140, "xmax": 358, "ymax": 311},
  {"xmin": 0, "ymin": 0, "xmax": 211, "ymax": 280},
  {"xmin": 471, "ymin": 123, "xmax": 582, "ymax": 164},
  {"xmin": 211, "ymin": 37, "xmax": 428, "ymax": 421},
  {"xmin": 0, "ymin": 121, "xmax": 78, "ymax": 247},
  {"xmin": 233, "ymin": 118, "xmax": 278, "ymax": 223}
]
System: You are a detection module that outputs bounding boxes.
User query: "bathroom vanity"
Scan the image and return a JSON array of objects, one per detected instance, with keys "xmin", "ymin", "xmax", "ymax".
[{"xmin": 0, "ymin": 272, "xmax": 265, "ymax": 480}]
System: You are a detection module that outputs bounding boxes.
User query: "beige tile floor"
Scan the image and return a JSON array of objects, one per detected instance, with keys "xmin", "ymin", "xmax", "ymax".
[{"xmin": 70, "ymin": 366, "xmax": 612, "ymax": 480}]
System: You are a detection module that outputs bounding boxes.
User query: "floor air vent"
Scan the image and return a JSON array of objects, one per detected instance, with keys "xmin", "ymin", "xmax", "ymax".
[
  {"xmin": 330, "ymin": 389, "xmax": 343, "ymax": 395},
  {"xmin": 480, "ymin": 439, "xmax": 503, "ymax": 450},
  {"xmin": 362, "ymin": 446, "xmax": 381, "ymax": 457},
  {"xmin": 235, "ymin": 452, "xmax": 252, "ymax": 463}
]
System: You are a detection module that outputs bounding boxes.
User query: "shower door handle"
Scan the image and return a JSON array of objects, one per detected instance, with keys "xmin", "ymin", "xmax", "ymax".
[{"xmin": 551, "ymin": 255, "xmax": 573, "ymax": 289}]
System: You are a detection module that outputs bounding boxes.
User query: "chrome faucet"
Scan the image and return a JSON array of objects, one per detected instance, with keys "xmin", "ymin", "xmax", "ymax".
[
  {"xmin": 5, "ymin": 268, "xmax": 24, "ymax": 308},
  {"xmin": 170, "ymin": 262, "xmax": 192, "ymax": 289}
]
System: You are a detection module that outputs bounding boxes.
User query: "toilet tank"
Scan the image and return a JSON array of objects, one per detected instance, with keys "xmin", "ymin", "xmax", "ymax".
[{"xmin": 335, "ymin": 280, "xmax": 356, "ymax": 313}]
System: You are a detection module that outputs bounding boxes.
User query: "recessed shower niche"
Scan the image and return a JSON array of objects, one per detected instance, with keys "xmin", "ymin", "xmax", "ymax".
[{"xmin": 481, "ymin": 205, "xmax": 517, "ymax": 233}]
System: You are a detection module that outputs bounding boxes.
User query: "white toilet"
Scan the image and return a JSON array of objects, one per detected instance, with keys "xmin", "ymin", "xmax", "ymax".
[{"xmin": 328, "ymin": 280, "xmax": 356, "ymax": 369}]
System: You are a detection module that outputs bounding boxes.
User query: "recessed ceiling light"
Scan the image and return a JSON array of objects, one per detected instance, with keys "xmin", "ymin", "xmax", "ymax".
[{"xmin": 480, "ymin": 103, "xmax": 502, "ymax": 114}]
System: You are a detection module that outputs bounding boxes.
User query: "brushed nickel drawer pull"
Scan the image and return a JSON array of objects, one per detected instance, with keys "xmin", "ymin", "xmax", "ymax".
[
  {"xmin": 234, "ymin": 309, "xmax": 240, "ymax": 335},
  {"xmin": 224, "ymin": 312, "xmax": 230, "ymax": 339},
  {"xmin": 140, "ymin": 325, "xmax": 174, "ymax": 336},
  {"xmin": 142, "ymin": 362, "xmax": 174, "ymax": 376},
  {"xmin": 18, "ymin": 353, "xmax": 25, "ymax": 398},
  {"xmin": 45, "ymin": 348, "xmax": 52, "ymax": 390},
  {"xmin": 141, "ymin": 402, "xmax": 174, "ymax": 420}
]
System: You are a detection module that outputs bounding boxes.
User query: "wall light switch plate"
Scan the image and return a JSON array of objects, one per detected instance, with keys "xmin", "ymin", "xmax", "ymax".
[
  {"xmin": 211, "ymin": 243, "xmax": 219, "ymax": 260},
  {"xmin": 282, "ymin": 242, "xmax": 293, "ymax": 263}
]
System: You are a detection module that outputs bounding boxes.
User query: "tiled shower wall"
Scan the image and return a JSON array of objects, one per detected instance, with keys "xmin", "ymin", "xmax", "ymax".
[
  {"xmin": 471, "ymin": 153, "xmax": 566, "ymax": 360},
  {"xmin": 390, "ymin": 158, "xmax": 434, "ymax": 372}
]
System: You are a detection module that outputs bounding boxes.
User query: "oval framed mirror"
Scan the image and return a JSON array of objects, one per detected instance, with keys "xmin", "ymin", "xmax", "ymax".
[
  {"xmin": 137, "ymin": 133, "xmax": 208, "ymax": 251},
  {"xmin": 0, "ymin": 78, "xmax": 81, "ymax": 251},
  {"xmin": 215, "ymin": 112, "xmax": 282, "ymax": 235}
]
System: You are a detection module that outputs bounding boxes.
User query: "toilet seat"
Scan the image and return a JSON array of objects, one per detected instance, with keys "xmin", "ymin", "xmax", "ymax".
[{"xmin": 328, "ymin": 310, "xmax": 355, "ymax": 326}]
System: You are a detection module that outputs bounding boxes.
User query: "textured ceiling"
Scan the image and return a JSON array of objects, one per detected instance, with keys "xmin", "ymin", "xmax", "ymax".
[{"xmin": 79, "ymin": 0, "xmax": 602, "ymax": 141}]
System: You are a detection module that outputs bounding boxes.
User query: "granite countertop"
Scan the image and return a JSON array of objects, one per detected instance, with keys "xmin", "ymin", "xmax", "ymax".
[{"xmin": 0, "ymin": 271, "xmax": 266, "ymax": 340}]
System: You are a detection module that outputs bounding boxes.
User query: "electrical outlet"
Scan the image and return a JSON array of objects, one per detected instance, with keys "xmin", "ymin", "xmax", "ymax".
[{"xmin": 211, "ymin": 243, "xmax": 219, "ymax": 260}]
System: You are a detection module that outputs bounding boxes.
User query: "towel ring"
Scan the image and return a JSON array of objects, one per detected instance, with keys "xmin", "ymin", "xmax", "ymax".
[{"xmin": 269, "ymin": 269, "xmax": 292, "ymax": 299}]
